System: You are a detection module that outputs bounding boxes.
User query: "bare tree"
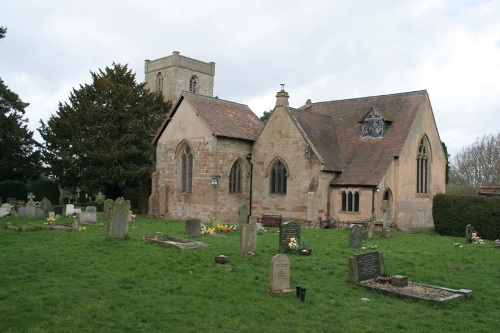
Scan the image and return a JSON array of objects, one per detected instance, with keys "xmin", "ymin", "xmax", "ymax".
[{"xmin": 448, "ymin": 132, "xmax": 500, "ymax": 195}]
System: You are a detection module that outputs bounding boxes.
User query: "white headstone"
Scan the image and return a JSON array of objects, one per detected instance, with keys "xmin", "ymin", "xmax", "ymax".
[{"xmin": 66, "ymin": 204, "xmax": 75, "ymax": 217}]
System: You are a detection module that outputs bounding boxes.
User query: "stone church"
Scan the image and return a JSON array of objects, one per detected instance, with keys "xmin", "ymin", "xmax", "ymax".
[{"xmin": 147, "ymin": 52, "xmax": 447, "ymax": 230}]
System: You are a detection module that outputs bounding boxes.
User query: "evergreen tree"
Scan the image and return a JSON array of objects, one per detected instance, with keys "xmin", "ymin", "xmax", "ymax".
[
  {"xmin": 0, "ymin": 27, "xmax": 42, "ymax": 182},
  {"xmin": 39, "ymin": 63, "xmax": 171, "ymax": 197}
]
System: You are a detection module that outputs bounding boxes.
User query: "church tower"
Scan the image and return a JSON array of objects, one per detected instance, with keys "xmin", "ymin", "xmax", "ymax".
[{"xmin": 144, "ymin": 51, "xmax": 215, "ymax": 102}]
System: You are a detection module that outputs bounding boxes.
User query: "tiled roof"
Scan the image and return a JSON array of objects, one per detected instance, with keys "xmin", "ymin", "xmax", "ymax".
[
  {"xmin": 293, "ymin": 90, "xmax": 428, "ymax": 186},
  {"xmin": 153, "ymin": 92, "xmax": 263, "ymax": 143}
]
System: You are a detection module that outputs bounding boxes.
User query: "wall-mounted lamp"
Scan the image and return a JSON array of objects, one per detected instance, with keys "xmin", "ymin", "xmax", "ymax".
[
  {"xmin": 210, "ymin": 175, "xmax": 219, "ymax": 186},
  {"xmin": 373, "ymin": 186, "xmax": 380, "ymax": 192}
]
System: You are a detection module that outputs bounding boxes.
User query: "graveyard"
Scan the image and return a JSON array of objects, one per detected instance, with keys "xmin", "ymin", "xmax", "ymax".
[{"xmin": 0, "ymin": 212, "xmax": 498, "ymax": 333}]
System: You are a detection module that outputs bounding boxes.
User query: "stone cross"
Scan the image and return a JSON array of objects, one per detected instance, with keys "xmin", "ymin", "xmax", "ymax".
[{"xmin": 27, "ymin": 192, "xmax": 35, "ymax": 201}]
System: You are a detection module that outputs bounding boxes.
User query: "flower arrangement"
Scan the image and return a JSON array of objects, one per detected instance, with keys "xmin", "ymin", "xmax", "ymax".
[
  {"xmin": 471, "ymin": 231, "xmax": 485, "ymax": 245},
  {"xmin": 453, "ymin": 242, "xmax": 463, "ymax": 247},
  {"xmin": 201, "ymin": 223, "xmax": 237, "ymax": 234},
  {"xmin": 288, "ymin": 237, "xmax": 299, "ymax": 251},
  {"xmin": 288, "ymin": 237, "xmax": 312, "ymax": 255}
]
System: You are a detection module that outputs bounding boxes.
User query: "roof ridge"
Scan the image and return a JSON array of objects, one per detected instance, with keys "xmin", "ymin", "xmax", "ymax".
[
  {"xmin": 308, "ymin": 89, "xmax": 426, "ymax": 106},
  {"xmin": 182, "ymin": 91, "xmax": 250, "ymax": 108}
]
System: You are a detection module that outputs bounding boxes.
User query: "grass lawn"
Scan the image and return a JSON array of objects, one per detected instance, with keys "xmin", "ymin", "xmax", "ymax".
[{"xmin": 0, "ymin": 213, "xmax": 498, "ymax": 333}]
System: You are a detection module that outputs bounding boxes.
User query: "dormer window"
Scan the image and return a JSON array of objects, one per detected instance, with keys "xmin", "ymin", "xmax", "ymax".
[{"xmin": 360, "ymin": 106, "xmax": 391, "ymax": 138}]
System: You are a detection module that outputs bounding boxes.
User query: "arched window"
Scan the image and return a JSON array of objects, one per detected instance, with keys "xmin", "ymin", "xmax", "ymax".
[
  {"xmin": 270, "ymin": 159, "xmax": 287, "ymax": 194},
  {"xmin": 341, "ymin": 190, "xmax": 360, "ymax": 212},
  {"xmin": 229, "ymin": 160, "xmax": 242, "ymax": 193},
  {"xmin": 157, "ymin": 72, "xmax": 163, "ymax": 93},
  {"xmin": 189, "ymin": 76, "xmax": 198, "ymax": 93},
  {"xmin": 181, "ymin": 145, "xmax": 193, "ymax": 192},
  {"xmin": 417, "ymin": 136, "xmax": 430, "ymax": 194}
]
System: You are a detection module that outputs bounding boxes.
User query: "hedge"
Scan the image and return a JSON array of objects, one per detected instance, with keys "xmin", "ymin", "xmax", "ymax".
[{"xmin": 433, "ymin": 194, "xmax": 500, "ymax": 240}]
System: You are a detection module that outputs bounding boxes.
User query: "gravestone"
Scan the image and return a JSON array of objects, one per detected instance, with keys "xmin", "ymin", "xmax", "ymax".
[
  {"xmin": 66, "ymin": 204, "xmax": 75, "ymax": 217},
  {"xmin": 1, "ymin": 203, "xmax": 12, "ymax": 212},
  {"xmin": 107, "ymin": 197, "xmax": 130, "ymax": 239},
  {"xmin": 35, "ymin": 209, "xmax": 45, "ymax": 218},
  {"xmin": 279, "ymin": 222, "xmax": 301, "ymax": 252},
  {"xmin": 465, "ymin": 224, "xmax": 474, "ymax": 244},
  {"xmin": 240, "ymin": 224, "xmax": 257, "ymax": 256},
  {"xmin": 18, "ymin": 207, "xmax": 25, "ymax": 218},
  {"xmin": 72, "ymin": 219, "xmax": 80, "ymax": 231},
  {"xmin": 54, "ymin": 206, "xmax": 63, "ymax": 216},
  {"xmin": 16, "ymin": 200, "xmax": 26, "ymax": 209},
  {"xmin": 269, "ymin": 254, "xmax": 293, "ymax": 295},
  {"xmin": 237, "ymin": 202, "xmax": 249, "ymax": 225},
  {"xmin": 25, "ymin": 200, "xmax": 36, "ymax": 218},
  {"xmin": 79, "ymin": 206, "xmax": 97, "ymax": 224},
  {"xmin": 48, "ymin": 212, "xmax": 55, "ymax": 218},
  {"xmin": 7, "ymin": 198, "xmax": 17, "ymax": 208},
  {"xmin": 0, "ymin": 207, "xmax": 8, "ymax": 217},
  {"xmin": 348, "ymin": 224, "xmax": 363, "ymax": 248},
  {"xmin": 211, "ymin": 216, "xmax": 223, "ymax": 228},
  {"xmin": 40, "ymin": 197, "xmax": 53, "ymax": 216},
  {"xmin": 349, "ymin": 251, "xmax": 385, "ymax": 283},
  {"xmin": 104, "ymin": 199, "xmax": 114, "ymax": 219},
  {"xmin": 185, "ymin": 219, "xmax": 202, "ymax": 238}
]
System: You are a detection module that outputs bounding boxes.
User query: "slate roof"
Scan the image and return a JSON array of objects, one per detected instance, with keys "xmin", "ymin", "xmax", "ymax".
[
  {"xmin": 293, "ymin": 90, "xmax": 429, "ymax": 186},
  {"xmin": 153, "ymin": 92, "xmax": 263, "ymax": 143}
]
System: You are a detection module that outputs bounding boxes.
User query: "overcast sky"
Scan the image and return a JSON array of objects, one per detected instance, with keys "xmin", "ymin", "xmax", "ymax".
[{"xmin": 2, "ymin": 0, "xmax": 499, "ymax": 158}]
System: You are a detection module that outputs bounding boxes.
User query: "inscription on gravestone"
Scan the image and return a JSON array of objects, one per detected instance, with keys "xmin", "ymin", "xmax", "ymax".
[
  {"xmin": 349, "ymin": 224, "xmax": 363, "ymax": 248},
  {"xmin": 349, "ymin": 251, "xmax": 385, "ymax": 283},
  {"xmin": 279, "ymin": 222, "xmax": 301, "ymax": 252},
  {"xmin": 269, "ymin": 254, "xmax": 292, "ymax": 294}
]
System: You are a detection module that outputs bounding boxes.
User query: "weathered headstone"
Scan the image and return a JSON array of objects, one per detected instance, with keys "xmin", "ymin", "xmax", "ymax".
[
  {"xmin": 185, "ymin": 218, "xmax": 202, "ymax": 238},
  {"xmin": 40, "ymin": 197, "xmax": 53, "ymax": 216},
  {"xmin": 349, "ymin": 251, "xmax": 385, "ymax": 283},
  {"xmin": 237, "ymin": 202, "xmax": 249, "ymax": 225},
  {"xmin": 348, "ymin": 224, "xmax": 363, "ymax": 248},
  {"xmin": 48, "ymin": 211, "xmax": 55, "ymax": 218},
  {"xmin": 269, "ymin": 254, "xmax": 293, "ymax": 295},
  {"xmin": 79, "ymin": 206, "xmax": 97, "ymax": 224},
  {"xmin": 72, "ymin": 219, "xmax": 80, "ymax": 231},
  {"xmin": 211, "ymin": 216, "xmax": 223, "ymax": 228},
  {"xmin": 0, "ymin": 207, "xmax": 8, "ymax": 217},
  {"xmin": 25, "ymin": 200, "xmax": 36, "ymax": 218},
  {"xmin": 279, "ymin": 221, "xmax": 301, "ymax": 252},
  {"xmin": 103, "ymin": 199, "xmax": 114, "ymax": 219},
  {"xmin": 465, "ymin": 224, "xmax": 474, "ymax": 244},
  {"xmin": 107, "ymin": 197, "xmax": 130, "ymax": 239},
  {"xmin": 65, "ymin": 204, "xmax": 75, "ymax": 217},
  {"xmin": 240, "ymin": 224, "xmax": 257, "ymax": 256},
  {"xmin": 18, "ymin": 207, "xmax": 25, "ymax": 218},
  {"xmin": 35, "ymin": 208, "xmax": 45, "ymax": 218}
]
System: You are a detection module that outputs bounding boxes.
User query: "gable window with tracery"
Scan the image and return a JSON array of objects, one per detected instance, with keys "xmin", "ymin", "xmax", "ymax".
[
  {"xmin": 362, "ymin": 109, "xmax": 384, "ymax": 137},
  {"xmin": 229, "ymin": 160, "xmax": 242, "ymax": 193},
  {"xmin": 270, "ymin": 159, "xmax": 287, "ymax": 194},
  {"xmin": 416, "ymin": 136, "xmax": 430, "ymax": 194}
]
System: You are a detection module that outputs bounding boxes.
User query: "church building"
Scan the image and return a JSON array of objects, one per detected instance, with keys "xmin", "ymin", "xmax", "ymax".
[{"xmin": 147, "ymin": 52, "xmax": 447, "ymax": 230}]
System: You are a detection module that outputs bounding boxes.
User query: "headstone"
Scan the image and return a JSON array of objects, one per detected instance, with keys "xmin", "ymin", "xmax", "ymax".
[
  {"xmin": 96, "ymin": 191, "xmax": 106, "ymax": 204},
  {"xmin": 66, "ymin": 204, "xmax": 75, "ymax": 217},
  {"xmin": 25, "ymin": 200, "xmax": 36, "ymax": 218},
  {"xmin": 349, "ymin": 251, "xmax": 385, "ymax": 283},
  {"xmin": 0, "ymin": 207, "xmax": 8, "ymax": 217},
  {"xmin": 107, "ymin": 197, "xmax": 130, "ymax": 239},
  {"xmin": 16, "ymin": 200, "xmax": 26, "ymax": 209},
  {"xmin": 279, "ymin": 221, "xmax": 301, "ymax": 252},
  {"xmin": 185, "ymin": 218, "xmax": 202, "ymax": 238},
  {"xmin": 48, "ymin": 212, "xmax": 55, "ymax": 218},
  {"xmin": 7, "ymin": 198, "xmax": 17, "ymax": 208},
  {"xmin": 40, "ymin": 197, "xmax": 53, "ymax": 216},
  {"xmin": 103, "ymin": 199, "xmax": 114, "ymax": 218},
  {"xmin": 35, "ymin": 209, "xmax": 45, "ymax": 218},
  {"xmin": 79, "ymin": 206, "xmax": 97, "ymax": 224},
  {"xmin": 465, "ymin": 224, "xmax": 474, "ymax": 244},
  {"xmin": 269, "ymin": 254, "xmax": 293, "ymax": 294},
  {"xmin": 1, "ymin": 203, "xmax": 12, "ymax": 212},
  {"xmin": 54, "ymin": 206, "xmax": 63, "ymax": 216},
  {"xmin": 72, "ymin": 219, "xmax": 80, "ymax": 231},
  {"xmin": 348, "ymin": 224, "xmax": 363, "ymax": 248},
  {"xmin": 240, "ymin": 224, "xmax": 257, "ymax": 256},
  {"xmin": 211, "ymin": 216, "xmax": 223, "ymax": 228},
  {"xmin": 237, "ymin": 202, "xmax": 249, "ymax": 225},
  {"xmin": 18, "ymin": 207, "xmax": 25, "ymax": 218}
]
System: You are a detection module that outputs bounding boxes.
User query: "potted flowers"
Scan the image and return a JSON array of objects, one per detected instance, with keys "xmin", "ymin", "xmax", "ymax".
[{"xmin": 288, "ymin": 237, "xmax": 312, "ymax": 255}]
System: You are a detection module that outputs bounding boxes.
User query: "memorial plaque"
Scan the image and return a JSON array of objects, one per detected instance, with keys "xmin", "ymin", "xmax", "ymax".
[
  {"xmin": 279, "ymin": 222, "xmax": 300, "ymax": 252},
  {"xmin": 349, "ymin": 251, "xmax": 385, "ymax": 283}
]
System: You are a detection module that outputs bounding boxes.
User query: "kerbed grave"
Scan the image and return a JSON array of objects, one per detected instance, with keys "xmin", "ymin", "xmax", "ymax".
[
  {"xmin": 143, "ymin": 232, "xmax": 208, "ymax": 250},
  {"xmin": 349, "ymin": 251, "xmax": 473, "ymax": 303}
]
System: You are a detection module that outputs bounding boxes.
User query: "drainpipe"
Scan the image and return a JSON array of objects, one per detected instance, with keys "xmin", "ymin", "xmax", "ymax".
[{"xmin": 246, "ymin": 153, "xmax": 253, "ymax": 224}]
